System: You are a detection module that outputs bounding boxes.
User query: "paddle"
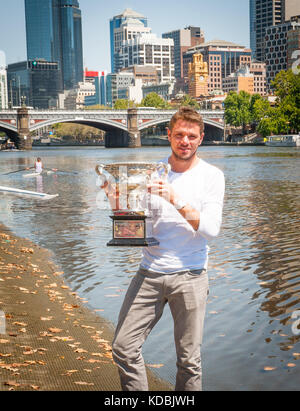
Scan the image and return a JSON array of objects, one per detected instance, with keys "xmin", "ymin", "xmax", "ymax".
[{"xmin": 2, "ymin": 167, "xmax": 34, "ymax": 176}]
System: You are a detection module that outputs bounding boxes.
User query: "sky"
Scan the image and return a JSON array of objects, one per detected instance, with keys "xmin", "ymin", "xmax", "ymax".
[{"xmin": 0, "ymin": 0, "xmax": 250, "ymax": 72}]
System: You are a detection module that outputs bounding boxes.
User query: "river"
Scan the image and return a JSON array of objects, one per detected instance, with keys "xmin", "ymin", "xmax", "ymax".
[{"xmin": 0, "ymin": 145, "xmax": 300, "ymax": 391}]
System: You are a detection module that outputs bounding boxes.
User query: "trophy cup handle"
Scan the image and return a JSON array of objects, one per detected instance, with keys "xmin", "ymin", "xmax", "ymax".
[
  {"xmin": 95, "ymin": 164, "xmax": 110, "ymax": 187},
  {"xmin": 156, "ymin": 162, "xmax": 171, "ymax": 180}
]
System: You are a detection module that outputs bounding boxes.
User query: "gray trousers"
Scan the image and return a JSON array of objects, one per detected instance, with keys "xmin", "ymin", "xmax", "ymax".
[{"xmin": 112, "ymin": 267, "xmax": 209, "ymax": 391}]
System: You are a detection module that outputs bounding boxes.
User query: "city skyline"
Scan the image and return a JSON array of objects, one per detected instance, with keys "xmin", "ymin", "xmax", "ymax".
[{"xmin": 0, "ymin": 0, "xmax": 250, "ymax": 72}]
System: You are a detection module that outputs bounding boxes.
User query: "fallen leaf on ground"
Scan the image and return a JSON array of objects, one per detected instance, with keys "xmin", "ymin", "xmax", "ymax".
[
  {"xmin": 48, "ymin": 327, "xmax": 63, "ymax": 333},
  {"xmin": 20, "ymin": 247, "xmax": 34, "ymax": 254},
  {"xmin": 74, "ymin": 348, "xmax": 88, "ymax": 353},
  {"xmin": 62, "ymin": 369, "xmax": 78, "ymax": 376},
  {"xmin": 30, "ymin": 385, "xmax": 40, "ymax": 390},
  {"xmin": 4, "ymin": 381, "xmax": 21, "ymax": 387}
]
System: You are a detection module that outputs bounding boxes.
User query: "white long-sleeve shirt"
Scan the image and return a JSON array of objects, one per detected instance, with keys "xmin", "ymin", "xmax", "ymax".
[{"xmin": 141, "ymin": 158, "xmax": 225, "ymax": 273}]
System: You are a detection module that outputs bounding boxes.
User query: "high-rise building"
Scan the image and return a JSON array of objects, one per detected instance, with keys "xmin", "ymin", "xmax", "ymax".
[
  {"xmin": 116, "ymin": 33, "xmax": 175, "ymax": 84},
  {"xmin": 249, "ymin": 0, "xmax": 300, "ymax": 62},
  {"xmin": 7, "ymin": 60, "xmax": 61, "ymax": 108},
  {"xmin": 264, "ymin": 19, "xmax": 293, "ymax": 88},
  {"xmin": 110, "ymin": 8, "xmax": 149, "ymax": 73},
  {"xmin": 59, "ymin": 0, "xmax": 84, "ymax": 89},
  {"xmin": 162, "ymin": 26, "xmax": 204, "ymax": 80},
  {"xmin": 24, "ymin": 0, "xmax": 83, "ymax": 90},
  {"xmin": 249, "ymin": 0, "xmax": 283, "ymax": 62},
  {"xmin": 249, "ymin": 0, "xmax": 257, "ymax": 59}
]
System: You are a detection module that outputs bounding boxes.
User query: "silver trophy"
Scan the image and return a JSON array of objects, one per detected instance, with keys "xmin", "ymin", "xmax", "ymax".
[{"xmin": 95, "ymin": 162, "xmax": 170, "ymax": 246}]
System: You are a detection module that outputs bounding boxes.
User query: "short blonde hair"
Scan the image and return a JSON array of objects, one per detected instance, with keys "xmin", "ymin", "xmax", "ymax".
[{"xmin": 169, "ymin": 106, "xmax": 204, "ymax": 134}]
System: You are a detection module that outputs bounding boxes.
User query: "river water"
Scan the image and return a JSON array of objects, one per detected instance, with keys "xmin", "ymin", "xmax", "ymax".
[{"xmin": 0, "ymin": 145, "xmax": 300, "ymax": 391}]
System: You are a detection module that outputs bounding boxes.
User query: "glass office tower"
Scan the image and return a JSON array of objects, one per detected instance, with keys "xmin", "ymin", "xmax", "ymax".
[
  {"xmin": 24, "ymin": 0, "xmax": 83, "ymax": 90},
  {"xmin": 249, "ymin": 0, "xmax": 283, "ymax": 62},
  {"xmin": 249, "ymin": 0, "xmax": 257, "ymax": 59},
  {"xmin": 59, "ymin": 0, "xmax": 83, "ymax": 89}
]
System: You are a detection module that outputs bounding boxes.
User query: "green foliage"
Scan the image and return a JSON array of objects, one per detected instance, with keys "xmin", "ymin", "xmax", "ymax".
[
  {"xmin": 84, "ymin": 104, "xmax": 112, "ymax": 110},
  {"xmin": 224, "ymin": 70, "xmax": 300, "ymax": 136},
  {"xmin": 50, "ymin": 123, "xmax": 104, "ymax": 141},
  {"xmin": 140, "ymin": 92, "xmax": 169, "ymax": 109},
  {"xmin": 271, "ymin": 70, "xmax": 300, "ymax": 133},
  {"xmin": 224, "ymin": 91, "xmax": 253, "ymax": 131},
  {"xmin": 180, "ymin": 94, "xmax": 200, "ymax": 109},
  {"xmin": 114, "ymin": 99, "xmax": 135, "ymax": 109}
]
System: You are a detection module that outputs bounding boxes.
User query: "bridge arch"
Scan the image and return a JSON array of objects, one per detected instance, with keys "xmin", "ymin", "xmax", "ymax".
[
  {"xmin": 138, "ymin": 116, "xmax": 225, "ymax": 141},
  {"xmin": 138, "ymin": 117, "xmax": 224, "ymax": 131},
  {"xmin": 30, "ymin": 117, "xmax": 128, "ymax": 133},
  {"xmin": 0, "ymin": 121, "xmax": 18, "ymax": 134}
]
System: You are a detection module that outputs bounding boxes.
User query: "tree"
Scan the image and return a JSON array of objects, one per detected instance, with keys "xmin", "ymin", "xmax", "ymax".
[
  {"xmin": 252, "ymin": 98, "xmax": 272, "ymax": 122},
  {"xmin": 84, "ymin": 104, "xmax": 112, "ymax": 110},
  {"xmin": 224, "ymin": 71, "xmax": 300, "ymax": 137},
  {"xmin": 180, "ymin": 94, "xmax": 200, "ymax": 109},
  {"xmin": 51, "ymin": 123, "xmax": 104, "ymax": 141},
  {"xmin": 272, "ymin": 70, "xmax": 300, "ymax": 133},
  {"xmin": 224, "ymin": 91, "xmax": 252, "ymax": 134},
  {"xmin": 141, "ymin": 92, "xmax": 168, "ymax": 109},
  {"xmin": 114, "ymin": 99, "xmax": 135, "ymax": 109}
]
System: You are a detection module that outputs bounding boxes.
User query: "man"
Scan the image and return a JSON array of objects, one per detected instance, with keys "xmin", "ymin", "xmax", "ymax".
[{"xmin": 109, "ymin": 107, "xmax": 225, "ymax": 391}]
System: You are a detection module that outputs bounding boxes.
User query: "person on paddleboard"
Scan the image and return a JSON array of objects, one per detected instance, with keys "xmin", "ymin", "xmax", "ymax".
[
  {"xmin": 34, "ymin": 158, "xmax": 43, "ymax": 174},
  {"xmin": 25, "ymin": 158, "xmax": 57, "ymax": 174}
]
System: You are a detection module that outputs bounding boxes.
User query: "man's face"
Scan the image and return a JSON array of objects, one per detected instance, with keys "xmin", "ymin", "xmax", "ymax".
[{"xmin": 167, "ymin": 119, "xmax": 204, "ymax": 161}]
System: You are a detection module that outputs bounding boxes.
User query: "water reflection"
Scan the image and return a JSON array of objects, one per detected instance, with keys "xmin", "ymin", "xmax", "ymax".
[{"xmin": 0, "ymin": 146, "xmax": 300, "ymax": 390}]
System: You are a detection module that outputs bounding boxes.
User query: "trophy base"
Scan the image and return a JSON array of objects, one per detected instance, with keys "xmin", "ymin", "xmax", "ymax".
[
  {"xmin": 107, "ymin": 237, "xmax": 159, "ymax": 247},
  {"xmin": 108, "ymin": 214, "xmax": 159, "ymax": 247}
]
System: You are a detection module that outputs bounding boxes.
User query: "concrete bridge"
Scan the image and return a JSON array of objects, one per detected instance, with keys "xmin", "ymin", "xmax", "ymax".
[{"xmin": 0, "ymin": 106, "xmax": 225, "ymax": 150}]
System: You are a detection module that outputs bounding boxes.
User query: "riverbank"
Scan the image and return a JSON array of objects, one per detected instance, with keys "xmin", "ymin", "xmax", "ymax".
[
  {"xmin": 0, "ymin": 224, "xmax": 172, "ymax": 391},
  {"xmin": 30, "ymin": 139, "xmax": 265, "ymax": 148}
]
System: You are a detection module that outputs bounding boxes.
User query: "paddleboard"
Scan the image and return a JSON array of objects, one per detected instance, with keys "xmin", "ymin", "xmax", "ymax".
[
  {"xmin": 22, "ymin": 170, "xmax": 54, "ymax": 178},
  {"xmin": 22, "ymin": 172, "xmax": 42, "ymax": 178},
  {"xmin": 0, "ymin": 185, "xmax": 59, "ymax": 200}
]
